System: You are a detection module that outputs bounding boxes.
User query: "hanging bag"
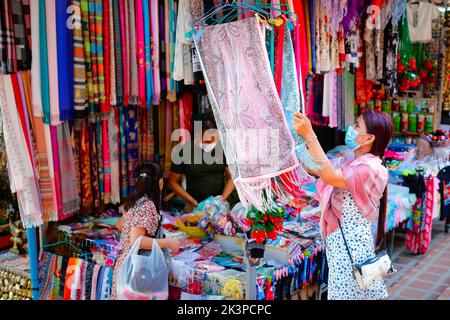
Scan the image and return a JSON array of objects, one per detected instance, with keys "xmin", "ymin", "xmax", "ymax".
[
  {"xmin": 117, "ymin": 236, "xmax": 169, "ymax": 300},
  {"xmin": 338, "ymin": 221, "xmax": 396, "ymax": 290}
]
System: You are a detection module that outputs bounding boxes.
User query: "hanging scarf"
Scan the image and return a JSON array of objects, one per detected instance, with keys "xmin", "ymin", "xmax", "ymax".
[
  {"xmin": 128, "ymin": 0, "xmax": 139, "ymax": 105},
  {"xmin": 81, "ymin": 0, "xmax": 94, "ymax": 114},
  {"xmin": 119, "ymin": 0, "xmax": 128, "ymax": 106},
  {"xmin": 72, "ymin": 121, "xmax": 82, "ymax": 202},
  {"xmin": 119, "ymin": 107, "xmax": 128, "ymax": 198},
  {"xmin": 135, "ymin": 0, "xmax": 145, "ymax": 107},
  {"xmin": 148, "ymin": 109, "xmax": 155, "ymax": 161},
  {"xmin": 0, "ymin": 75, "xmax": 42, "ymax": 227},
  {"xmin": 57, "ymin": 122, "xmax": 80, "ymax": 220},
  {"xmin": 88, "ymin": 0, "xmax": 99, "ymax": 115},
  {"xmin": 89, "ymin": 122, "xmax": 100, "ymax": 209},
  {"xmin": 179, "ymin": 92, "xmax": 193, "ymax": 144},
  {"xmin": 95, "ymin": 0, "xmax": 106, "ymax": 113},
  {"xmin": 143, "ymin": 0, "xmax": 154, "ymax": 108},
  {"xmin": 73, "ymin": 0, "xmax": 88, "ymax": 119},
  {"xmin": 280, "ymin": 27, "xmax": 321, "ymax": 174},
  {"xmin": 108, "ymin": 108, "xmax": 120, "ymax": 204},
  {"xmin": 90, "ymin": 264, "xmax": 101, "ymax": 300},
  {"xmin": 159, "ymin": 0, "xmax": 167, "ymax": 93},
  {"xmin": 100, "ymin": 0, "xmax": 110, "ymax": 113},
  {"xmin": 168, "ymin": 0, "xmax": 177, "ymax": 101},
  {"xmin": 51, "ymin": 255, "xmax": 63, "ymax": 300},
  {"xmin": 96, "ymin": 120, "xmax": 104, "ymax": 202},
  {"xmin": 164, "ymin": 102, "xmax": 173, "ymax": 172},
  {"xmin": 77, "ymin": 119, "xmax": 93, "ymax": 210},
  {"xmin": 302, "ymin": 0, "xmax": 313, "ymax": 75},
  {"xmin": 112, "ymin": 0, "xmax": 122, "ymax": 106},
  {"xmin": 50, "ymin": 125, "xmax": 63, "ymax": 217},
  {"xmin": 0, "ymin": 0, "xmax": 16, "ymax": 73},
  {"xmin": 151, "ymin": 0, "xmax": 161, "ymax": 105},
  {"xmin": 39, "ymin": 0, "xmax": 51, "ymax": 123},
  {"xmin": 84, "ymin": 262, "xmax": 95, "ymax": 300},
  {"xmin": 43, "ymin": 122, "xmax": 58, "ymax": 219},
  {"xmin": 308, "ymin": 0, "xmax": 316, "ymax": 74},
  {"xmin": 30, "ymin": 0, "xmax": 43, "ymax": 116},
  {"xmin": 126, "ymin": 106, "xmax": 139, "ymax": 193},
  {"xmin": 56, "ymin": 0, "xmax": 74, "ymax": 121},
  {"xmin": 195, "ymin": 18, "xmax": 306, "ymax": 211},
  {"xmin": 45, "ymin": 0, "xmax": 61, "ymax": 125},
  {"xmin": 10, "ymin": 0, "xmax": 31, "ymax": 71},
  {"xmin": 108, "ymin": 0, "xmax": 116, "ymax": 106},
  {"xmin": 22, "ymin": 71, "xmax": 54, "ymax": 220},
  {"xmin": 158, "ymin": 100, "xmax": 165, "ymax": 159},
  {"xmin": 273, "ymin": 22, "xmax": 285, "ymax": 97},
  {"xmin": 101, "ymin": 120, "xmax": 111, "ymax": 204}
]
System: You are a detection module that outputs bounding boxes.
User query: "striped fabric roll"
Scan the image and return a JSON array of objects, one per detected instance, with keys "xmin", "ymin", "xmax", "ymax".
[
  {"xmin": 80, "ymin": 0, "xmax": 94, "ymax": 114},
  {"xmin": 88, "ymin": 0, "xmax": 99, "ymax": 114},
  {"xmin": 95, "ymin": 0, "xmax": 105, "ymax": 112},
  {"xmin": 73, "ymin": 0, "xmax": 88, "ymax": 119}
]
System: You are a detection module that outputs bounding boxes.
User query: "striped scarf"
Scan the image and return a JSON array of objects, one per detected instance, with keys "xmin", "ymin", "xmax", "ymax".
[
  {"xmin": 95, "ymin": 0, "xmax": 106, "ymax": 112},
  {"xmin": 73, "ymin": 0, "xmax": 88, "ymax": 119},
  {"xmin": 88, "ymin": 0, "xmax": 99, "ymax": 114},
  {"xmin": 112, "ymin": 0, "xmax": 122, "ymax": 106},
  {"xmin": 101, "ymin": 0, "xmax": 111, "ymax": 112},
  {"xmin": 80, "ymin": 0, "xmax": 94, "ymax": 114}
]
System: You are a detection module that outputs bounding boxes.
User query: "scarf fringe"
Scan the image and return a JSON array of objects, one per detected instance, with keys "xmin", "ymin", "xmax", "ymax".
[
  {"xmin": 62, "ymin": 199, "xmax": 80, "ymax": 216},
  {"xmin": 21, "ymin": 213, "xmax": 44, "ymax": 229},
  {"xmin": 235, "ymin": 166, "xmax": 309, "ymax": 211}
]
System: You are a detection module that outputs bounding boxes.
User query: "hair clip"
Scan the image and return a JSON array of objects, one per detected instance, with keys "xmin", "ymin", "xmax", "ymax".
[{"xmin": 139, "ymin": 173, "xmax": 148, "ymax": 178}]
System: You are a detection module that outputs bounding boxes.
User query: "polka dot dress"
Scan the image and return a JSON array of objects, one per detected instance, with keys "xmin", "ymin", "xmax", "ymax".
[{"xmin": 325, "ymin": 190, "xmax": 388, "ymax": 300}]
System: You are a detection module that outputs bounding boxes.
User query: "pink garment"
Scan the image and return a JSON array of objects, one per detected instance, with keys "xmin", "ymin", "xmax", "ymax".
[
  {"xmin": 151, "ymin": 0, "xmax": 160, "ymax": 105},
  {"xmin": 50, "ymin": 125, "xmax": 63, "ymax": 217},
  {"xmin": 102, "ymin": 119, "xmax": 111, "ymax": 202},
  {"xmin": 119, "ymin": 0, "xmax": 128, "ymax": 106},
  {"xmin": 45, "ymin": 0, "xmax": 60, "ymax": 125},
  {"xmin": 135, "ymin": 0, "xmax": 145, "ymax": 107},
  {"xmin": 317, "ymin": 153, "xmax": 388, "ymax": 239}
]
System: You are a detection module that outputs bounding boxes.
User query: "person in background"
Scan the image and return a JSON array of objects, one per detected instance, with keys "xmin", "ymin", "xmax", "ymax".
[
  {"xmin": 293, "ymin": 109, "xmax": 393, "ymax": 300},
  {"xmin": 111, "ymin": 162, "xmax": 180, "ymax": 300},
  {"xmin": 169, "ymin": 114, "xmax": 235, "ymax": 212}
]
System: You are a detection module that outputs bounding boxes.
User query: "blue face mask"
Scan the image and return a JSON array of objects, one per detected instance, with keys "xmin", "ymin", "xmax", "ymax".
[{"xmin": 345, "ymin": 125, "xmax": 361, "ymax": 151}]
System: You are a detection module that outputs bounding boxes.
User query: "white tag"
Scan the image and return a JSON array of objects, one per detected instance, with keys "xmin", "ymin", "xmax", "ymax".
[{"xmin": 192, "ymin": 45, "xmax": 201, "ymax": 73}]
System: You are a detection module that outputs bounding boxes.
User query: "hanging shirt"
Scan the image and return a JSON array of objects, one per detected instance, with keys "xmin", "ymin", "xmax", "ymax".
[{"xmin": 406, "ymin": 2, "xmax": 440, "ymax": 43}]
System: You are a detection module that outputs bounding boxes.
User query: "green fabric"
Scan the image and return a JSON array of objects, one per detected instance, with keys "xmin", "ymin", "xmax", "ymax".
[
  {"xmin": 171, "ymin": 143, "xmax": 227, "ymax": 203},
  {"xmin": 39, "ymin": 0, "xmax": 51, "ymax": 124},
  {"xmin": 344, "ymin": 70, "xmax": 355, "ymax": 126}
]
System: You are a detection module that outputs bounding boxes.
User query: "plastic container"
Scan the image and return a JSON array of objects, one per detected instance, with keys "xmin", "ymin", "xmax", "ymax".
[
  {"xmin": 407, "ymin": 100, "xmax": 415, "ymax": 114},
  {"xmin": 417, "ymin": 114, "xmax": 426, "ymax": 133},
  {"xmin": 392, "ymin": 112, "xmax": 401, "ymax": 131},
  {"xmin": 382, "ymin": 100, "xmax": 391, "ymax": 114},
  {"xmin": 409, "ymin": 114, "xmax": 417, "ymax": 132},
  {"xmin": 425, "ymin": 114, "xmax": 434, "ymax": 133},
  {"xmin": 401, "ymin": 113, "xmax": 409, "ymax": 132},
  {"xmin": 399, "ymin": 100, "xmax": 407, "ymax": 113}
]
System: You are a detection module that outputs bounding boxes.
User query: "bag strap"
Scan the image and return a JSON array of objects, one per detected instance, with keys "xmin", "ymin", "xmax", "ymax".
[{"xmin": 337, "ymin": 220, "xmax": 355, "ymax": 266}]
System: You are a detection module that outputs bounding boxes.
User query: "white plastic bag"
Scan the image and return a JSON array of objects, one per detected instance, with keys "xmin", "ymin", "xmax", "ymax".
[{"xmin": 117, "ymin": 237, "xmax": 169, "ymax": 300}]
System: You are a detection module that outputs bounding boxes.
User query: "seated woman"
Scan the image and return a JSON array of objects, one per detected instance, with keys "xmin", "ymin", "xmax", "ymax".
[
  {"xmin": 111, "ymin": 162, "xmax": 180, "ymax": 300},
  {"xmin": 168, "ymin": 114, "xmax": 235, "ymax": 212}
]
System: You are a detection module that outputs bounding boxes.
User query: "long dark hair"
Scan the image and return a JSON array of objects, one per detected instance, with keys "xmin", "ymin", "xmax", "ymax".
[
  {"xmin": 123, "ymin": 162, "xmax": 163, "ymax": 212},
  {"xmin": 362, "ymin": 110, "xmax": 393, "ymax": 249}
]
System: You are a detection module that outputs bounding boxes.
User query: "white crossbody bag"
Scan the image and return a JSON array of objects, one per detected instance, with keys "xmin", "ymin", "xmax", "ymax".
[{"xmin": 338, "ymin": 220, "xmax": 396, "ymax": 290}]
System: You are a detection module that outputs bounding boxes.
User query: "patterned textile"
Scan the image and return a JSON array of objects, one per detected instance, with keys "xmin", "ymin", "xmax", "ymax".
[
  {"xmin": 77, "ymin": 119, "xmax": 93, "ymax": 210},
  {"xmin": 119, "ymin": 107, "xmax": 128, "ymax": 198},
  {"xmin": 84, "ymin": 261, "xmax": 95, "ymax": 300},
  {"xmin": 112, "ymin": 0, "xmax": 122, "ymax": 105},
  {"xmin": 89, "ymin": 122, "xmax": 100, "ymax": 209},
  {"xmin": 96, "ymin": 121, "xmax": 104, "ymax": 202},
  {"xmin": 126, "ymin": 106, "xmax": 139, "ymax": 193},
  {"xmin": 101, "ymin": 0, "xmax": 111, "ymax": 112},
  {"xmin": 88, "ymin": 0, "xmax": 99, "ymax": 114},
  {"xmin": 11, "ymin": 0, "xmax": 31, "ymax": 70},
  {"xmin": 39, "ymin": 252, "xmax": 57, "ymax": 300},
  {"xmin": 0, "ymin": 75, "xmax": 42, "ymax": 227},
  {"xmin": 151, "ymin": 0, "xmax": 160, "ymax": 105},
  {"xmin": 51, "ymin": 255, "xmax": 63, "ymax": 300},
  {"xmin": 57, "ymin": 122, "xmax": 81, "ymax": 219},
  {"xmin": 95, "ymin": 0, "xmax": 106, "ymax": 112},
  {"xmin": 135, "ymin": 0, "xmax": 145, "ymax": 106},
  {"xmin": 30, "ymin": 0, "xmax": 42, "ymax": 116},
  {"xmin": 143, "ymin": 0, "xmax": 153, "ymax": 107},
  {"xmin": 119, "ymin": 0, "xmax": 128, "ymax": 107},
  {"xmin": 128, "ymin": 0, "xmax": 138, "ymax": 105},
  {"xmin": 73, "ymin": 0, "xmax": 88, "ymax": 119},
  {"xmin": 195, "ymin": 17, "xmax": 304, "ymax": 211},
  {"xmin": 0, "ymin": 0, "xmax": 16, "ymax": 73},
  {"xmin": 80, "ymin": 0, "xmax": 94, "ymax": 113},
  {"xmin": 108, "ymin": 108, "xmax": 120, "ymax": 204},
  {"xmin": 102, "ymin": 119, "xmax": 111, "ymax": 203},
  {"xmin": 108, "ymin": 0, "xmax": 116, "ymax": 106}
]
